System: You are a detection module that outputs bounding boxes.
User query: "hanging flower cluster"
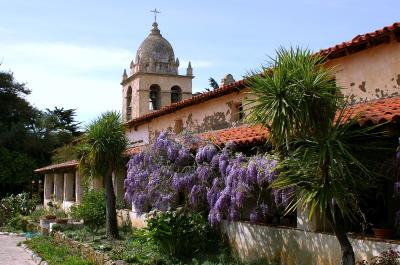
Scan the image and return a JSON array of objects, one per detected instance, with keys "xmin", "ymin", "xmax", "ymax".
[{"xmin": 124, "ymin": 132, "xmax": 293, "ymax": 225}]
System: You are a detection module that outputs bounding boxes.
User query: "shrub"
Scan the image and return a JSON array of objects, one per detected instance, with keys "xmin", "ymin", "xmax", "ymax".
[
  {"xmin": 0, "ymin": 192, "xmax": 37, "ymax": 227},
  {"xmin": 70, "ymin": 189, "xmax": 106, "ymax": 233},
  {"xmin": 357, "ymin": 249, "xmax": 400, "ymax": 265},
  {"xmin": 6, "ymin": 215, "xmax": 29, "ymax": 231},
  {"xmin": 146, "ymin": 209, "xmax": 218, "ymax": 259}
]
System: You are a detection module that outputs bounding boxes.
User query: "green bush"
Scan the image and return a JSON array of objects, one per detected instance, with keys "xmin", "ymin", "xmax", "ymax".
[
  {"xmin": 146, "ymin": 209, "xmax": 218, "ymax": 259},
  {"xmin": 0, "ymin": 192, "xmax": 37, "ymax": 227},
  {"xmin": 70, "ymin": 189, "xmax": 106, "ymax": 233},
  {"xmin": 7, "ymin": 215, "xmax": 29, "ymax": 231}
]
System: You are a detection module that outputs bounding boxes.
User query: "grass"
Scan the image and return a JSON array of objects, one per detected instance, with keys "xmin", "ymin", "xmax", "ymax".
[{"xmin": 25, "ymin": 236, "xmax": 93, "ymax": 265}]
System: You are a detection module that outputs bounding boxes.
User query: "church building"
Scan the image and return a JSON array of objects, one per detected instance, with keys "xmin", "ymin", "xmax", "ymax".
[{"xmin": 35, "ymin": 20, "xmax": 400, "ymax": 232}]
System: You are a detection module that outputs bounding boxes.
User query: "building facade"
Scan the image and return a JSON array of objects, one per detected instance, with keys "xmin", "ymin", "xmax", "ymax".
[{"xmin": 34, "ymin": 21, "xmax": 400, "ymax": 264}]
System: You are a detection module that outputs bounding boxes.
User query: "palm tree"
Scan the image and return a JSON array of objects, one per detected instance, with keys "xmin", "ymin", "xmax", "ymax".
[
  {"xmin": 247, "ymin": 47, "xmax": 380, "ymax": 265},
  {"xmin": 78, "ymin": 111, "xmax": 127, "ymax": 239}
]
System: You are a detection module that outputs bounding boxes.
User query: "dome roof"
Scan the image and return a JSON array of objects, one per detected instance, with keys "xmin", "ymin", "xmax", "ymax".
[{"xmin": 135, "ymin": 22, "xmax": 175, "ymax": 65}]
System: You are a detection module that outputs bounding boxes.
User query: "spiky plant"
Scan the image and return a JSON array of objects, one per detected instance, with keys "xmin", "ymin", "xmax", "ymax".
[
  {"xmin": 78, "ymin": 111, "xmax": 127, "ymax": 239},
  {"xmin": 247, "ymin": 47, "xmax": 384, "ymax": 265}
]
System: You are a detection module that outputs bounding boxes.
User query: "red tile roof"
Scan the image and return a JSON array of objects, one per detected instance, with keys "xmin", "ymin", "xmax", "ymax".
[
  {"xmin": 320, "ymin": 22, "xmax": 400, "ymax": 59},
  {"xmin": 124, "ymin": 22, "xmax": 400, "ymax": 128},
  {"xmin": 198, "ymin": 124, "xmax": 268, "ymax": 146},
  {"xmin": 345, "ymin": 97, "xmax": 400, "ymax": 126},
  {"xmin": 125, "ymin": 79, "xmax": 246, "ymax": 127},
  {"xmin": 35, "ymin": 96, "xmax": 400, "ymax": 173},
  {"xmin": 34, "ymin": 160, "xmax": 78, "ymax": 173},
  {"xmin": 125, "ymin": 146, "xmax": 145, "ymax": 156}
]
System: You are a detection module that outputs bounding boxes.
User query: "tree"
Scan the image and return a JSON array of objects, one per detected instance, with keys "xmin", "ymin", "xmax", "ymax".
[
  {"xmin": 0, "ymin": 67, "xmax": 81, "ymax": 197},
  {"xmin": 78, "ymin": 111, "xmax": 127, "ymax": 239},
  {"xmin": 208, "ymin": 77, "xmax": 219, "ymax": 90},
  {"xmin": 247, "ymin": 47, "xmax": 378, "ymax": 265}
]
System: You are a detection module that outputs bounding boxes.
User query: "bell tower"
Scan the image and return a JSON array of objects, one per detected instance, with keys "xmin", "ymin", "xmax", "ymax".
[{"xmin": 121, "ymin": 19, "xmax": 194, "ymax": 122}]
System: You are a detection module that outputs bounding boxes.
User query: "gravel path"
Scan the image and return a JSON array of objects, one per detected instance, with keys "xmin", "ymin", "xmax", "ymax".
[{"xmin": 0, "ymin": 235, "xmax": 35, "ymax": 265}]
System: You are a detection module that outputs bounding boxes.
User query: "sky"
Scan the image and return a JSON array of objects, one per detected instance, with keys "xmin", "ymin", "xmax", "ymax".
[{"xmin": 1, "ymin": 0, "xmax": 399, "ymax": 125}]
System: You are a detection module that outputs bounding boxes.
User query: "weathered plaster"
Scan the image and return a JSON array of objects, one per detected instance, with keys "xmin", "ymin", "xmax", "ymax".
[{"xmin": 326, "ymin": 39, "xmax": 400, "ymax": 103}]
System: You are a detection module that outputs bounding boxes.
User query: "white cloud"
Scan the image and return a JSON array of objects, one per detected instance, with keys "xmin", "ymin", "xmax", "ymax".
[
  {"xmin": 0, "ymin": 41, "xmax": 216, "ymax": 124},
  {"xmin": 0, "ymin": 42, "xmax": 132, "ymax": 123}
]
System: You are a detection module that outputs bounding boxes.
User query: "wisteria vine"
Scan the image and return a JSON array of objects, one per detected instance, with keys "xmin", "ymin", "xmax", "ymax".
[{"xmin": 124, "ymin": 132, "xmax": 293, "ymax": 225}]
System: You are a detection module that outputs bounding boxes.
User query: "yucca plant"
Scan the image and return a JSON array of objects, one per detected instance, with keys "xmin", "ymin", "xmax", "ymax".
[
  {"xmin": 246, "ymin": 47, "xmax": 338, "ymax": 153},
  {"xmin": 247, "ymin": 47, "xmax": 384, "ymax": 265},
  {"xmin": 78, "ymin": 111, "xmax": 127, "ymax": 239}
]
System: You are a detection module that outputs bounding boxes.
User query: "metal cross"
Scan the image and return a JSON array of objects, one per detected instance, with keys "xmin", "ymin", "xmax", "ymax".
[{"xmin": 150, "ymin": 8, "xmax": 161, "ymax": 22}]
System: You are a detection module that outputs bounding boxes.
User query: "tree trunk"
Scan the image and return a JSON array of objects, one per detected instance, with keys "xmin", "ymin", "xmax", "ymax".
[
  {"xmin": 104, "ymin": 172, "xmax": 119, "ymax": 239},
  {"xmin": 327, "ymin": 211, "xmax": 355, "ymax": 265}
]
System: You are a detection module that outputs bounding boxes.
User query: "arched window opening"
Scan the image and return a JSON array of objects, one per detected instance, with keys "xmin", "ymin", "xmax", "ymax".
[
  {"xmin": 149, "ymin": 84, "xmax": 161, "ymax": 110},
  {"xmin": 171, "ymin": 86, "xmax": 182, "ymax": 104},
  {"xmin": 126, "ymin": 86, "xmax": 132, "ymax": 120}
]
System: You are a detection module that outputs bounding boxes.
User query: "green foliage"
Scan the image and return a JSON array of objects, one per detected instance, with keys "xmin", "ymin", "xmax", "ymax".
[
  {"xmin": 7, "ymin": 214, "xmax": 29, "ymax": 232},
  {"xmin": 0, "ymin": 192, "xmax": 37, "ymax": 225},
  {"xmin": 52, "ymin": 143, "xmax": 79, "ymax": 163},
  {"xmin": 78, "ymin": 111, "xmax": 127, "ymax": 238},
  {"xmin": 28, "ymin": 208, "xmax": 48, "ymax": 223},
  {"xmin": 146, "ymin": 209, "xmax": 218, "ymax": 259},
  {"xmin": 0, "ymin": 192, "xmax": 37, "ymax": 231},
  {"xmin": 0, "ymin": 67, "xmax": 81, "ymax": 195},
  {"xmin": 70, "ymin": 189, "xmax": 106, "ymax": 233},
  {"xmin": 246, "ymin": 47, "xmax": 339, "ymax": 151},
  {"xmin": 78, "ymin": 111, "xmax": 127, "ymax": 178},
  {"xmin": 272, "ymin": 111, "xmax": 380, "ymax": 221},
  {"xmin": 0, "ymin": 147, "xmax": 37, "ymax": 185},
  {"xmin": 110, "ymin": 228, "xmax": 170, "ymax": 264},
  {"xmin": 25, "ymin": 236, "xmax": 93, "ymax": 265}
]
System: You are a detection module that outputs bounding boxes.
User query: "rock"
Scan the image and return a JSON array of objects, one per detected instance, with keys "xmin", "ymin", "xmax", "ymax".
[
  {"xmin": 34, "ymin": 256, "xmax": 43, "ymax": 264},
  {"xmin": 40, "ymin": 261, "xmax": 49, "ymax": 265}
]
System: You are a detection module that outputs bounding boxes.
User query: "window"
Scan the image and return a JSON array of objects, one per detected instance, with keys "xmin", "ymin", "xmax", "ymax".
[
  {"xmin": 126, "ymin": 86, "xmax": 132, "ymax": 120},
  {"xmin": 231, "ymin": 101, "xmax": 244, "ymax": 122},
  {"xmin": 149, "ymin": 84, "xmax": 161, "ymax": 110},
  {"xmin": 171, "ymin": 86, "xmax": 182, "ymax": 104}
]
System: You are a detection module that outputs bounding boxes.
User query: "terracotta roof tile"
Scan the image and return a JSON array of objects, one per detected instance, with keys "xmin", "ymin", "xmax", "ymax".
[
  {"xmin": 125, "ymin": 22, "xmax": 400, "ymax": 127},
  {"xmin": 198, "ymin": 124, "xmax": 269, "ymax": 146},
  {"xmin": 199, "ymin": 96, "xmax": 400, "ymax": 146},
  {"xmin": 125, "ymin": 79, "xmax": 246, "ymax": 127},
  {"xmin": 125, "ymin": 146, "xmax": 145, "ymax": 156},
  {"xmin": 34, "ymin": 160, "xmax": 78, "ymax": 173},
  {"xmin": 320, "ymin": 22, "xmax": 400, "ymax": 59},
  {"xmin": 345, "ymin": 97, "xmax": 400, "ymax": 126},
  {"xmin": 35, "ymin": 96, "xmax": 400, "ymax": 173}
]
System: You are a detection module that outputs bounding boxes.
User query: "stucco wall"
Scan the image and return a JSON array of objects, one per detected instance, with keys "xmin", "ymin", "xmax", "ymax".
[
  {"xmin": 125, "ymin": 89, "xmax": 250, "ymax": 144},
  {"xmin": 122, "ymin": 73, "xmax": 193, "ymax": 120},
  {"xmin": 222, "ymin": 221, "xmax": 400, "ymax": 265},
  {"xmin": 327, "ymin": 39, "xmax": 400, "ymax": 103}
]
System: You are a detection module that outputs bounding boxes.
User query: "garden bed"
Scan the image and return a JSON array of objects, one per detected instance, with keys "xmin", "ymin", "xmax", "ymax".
[
  {"xmin": 53, "ymin": 222, "xmax": 266, "ymax": 265},
  {"xmin": 25, "ymin": 235, "xmax": 94, "ymax": 265}
]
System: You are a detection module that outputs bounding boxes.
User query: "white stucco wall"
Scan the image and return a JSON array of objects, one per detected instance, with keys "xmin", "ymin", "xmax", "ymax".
[
  {"xmin": 222, "ymin": 221, "xmax": 400, "ymax": 265},
  {"xmin": 125, "ymin": 89, "xmax": 250, "ymax": 144},
  {"xmin": 327, "ymin": 39, "xmax": 400, "ymax": 103}
]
